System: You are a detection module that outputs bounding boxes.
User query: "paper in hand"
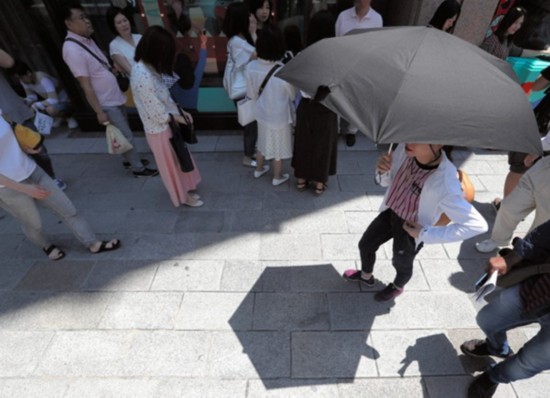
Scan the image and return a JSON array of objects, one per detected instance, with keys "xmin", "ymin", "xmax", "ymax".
[{"xmin": 473, "ymin": 271, "xmax": 498, "ymax": 303}]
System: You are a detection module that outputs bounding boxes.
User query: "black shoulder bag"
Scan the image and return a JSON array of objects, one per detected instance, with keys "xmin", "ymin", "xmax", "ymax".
[{"xmin": 65, "ymin": 38, "xmax": 130, "ymax": 92}]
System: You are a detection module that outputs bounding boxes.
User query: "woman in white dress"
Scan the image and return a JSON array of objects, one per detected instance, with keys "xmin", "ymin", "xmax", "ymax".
[
  {"xmin": 106, "ymin": 6, "xmax": 141, "ymax": 76},
  {"xmin": 245, "ymin": 25, "xmax": 296, "ymax": 186}
]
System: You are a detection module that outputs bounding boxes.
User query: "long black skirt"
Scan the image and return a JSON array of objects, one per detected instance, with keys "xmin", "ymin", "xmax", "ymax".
[{"xmin": 291, "ymin": 99, "xmax": 338, "ymax": 183}]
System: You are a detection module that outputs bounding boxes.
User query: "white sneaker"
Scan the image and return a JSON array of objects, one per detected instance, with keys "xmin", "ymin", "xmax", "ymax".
[
  {"xmin": 254, "ymin": 165, "xmax": 270, "ymax": 178},
  {"xmin": 67, "ymin": 117, "xmax": 78, "ymax": 129},
  {"xmin": 272, "ymin": 173, "xmax": 289, "ymax": 186},
  {"xmin": 475, "ymin": 239, "xmax": 499, "ymax": 253},
  {"xmin": 242, "ymin": 157, "xmax": 257, "ymax": 168}
]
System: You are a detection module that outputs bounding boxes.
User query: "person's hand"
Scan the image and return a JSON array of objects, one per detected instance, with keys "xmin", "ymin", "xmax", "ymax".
[
  {"xmin": 376, "ymin": 153, "xmax": 392, "ymax": 173},
  {"xmin": 524, "ymin": 153, "xmax": 540, "ymax": 167},
  {"xmin": 173, "ymin": 111, "xmax": 193, "ymax": 125},
  {"xmin": 22, "ymin": 184, "xmax": 50, "ymax": 199},
  {"xmin": 249, "ymin": 14, "xmax": 257, "ymax": 36},
  {"xmin": 403, "ymin": 221, "xmax": 423, "ymax": 239},
  {"xmin": 20, "ymin": 145, "xmax": 42, "ymax": 155},
  {"xmin": 487, "ymin": 255, "xmax": 509, "ymax": 275},
  {"xmin": 199, "ymin": 30, "xmax": 207, "ymax": 49},
  {"xmin": 97, "ymin": 111, "xmax": 109, "ymax": 125}
]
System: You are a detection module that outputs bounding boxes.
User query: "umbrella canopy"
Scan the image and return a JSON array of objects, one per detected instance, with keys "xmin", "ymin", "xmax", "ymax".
[{"xmin": 277, "ymin": 27, "xmax": 543, "ymax": 154}]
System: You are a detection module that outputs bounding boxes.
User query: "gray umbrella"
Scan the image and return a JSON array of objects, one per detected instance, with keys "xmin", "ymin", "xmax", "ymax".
[{"xmin": 277, "ymin": 27, "xmax": 543, "ymax": 154}]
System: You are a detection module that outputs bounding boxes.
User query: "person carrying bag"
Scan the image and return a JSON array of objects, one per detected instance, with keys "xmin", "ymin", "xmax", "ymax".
[{"xmin": 237, "ymin": 64, "xmax": 280, "ymax": 127}]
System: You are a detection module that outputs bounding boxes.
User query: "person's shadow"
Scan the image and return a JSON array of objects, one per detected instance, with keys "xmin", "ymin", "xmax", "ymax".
[{"xmin": 227, "ymin": 263, "xmax": 394, "ymax": 388}]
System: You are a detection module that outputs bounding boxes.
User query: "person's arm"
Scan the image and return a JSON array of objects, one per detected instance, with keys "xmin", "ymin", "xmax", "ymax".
[
  {"xmin": 34, "ymin": 75, "xmax": 59, "ymax": 108},
  {"xmin": 513, "ymin": 219, "xmax": 550, "ymax": 262},
  {"xmin": 0, "ymin": 48, "xmax": 14, "ymax": 68},
  {"xmin": 131, "ymin": 67, "xmax": 172, "ymax": 126},
  {"xmin": 532, "ymin": 69, "xmax": 550, "ymax": 92},
  {"xmin": 76, "ymin": 76, "xmax": 109, "ymax": 125},
  {"xmin": 0, "ymin": 173, "xmax": 49, "ymax": 199},
  {"xmin": 111, "ymin": 54, "xmax": 132, "ymax": 76}
]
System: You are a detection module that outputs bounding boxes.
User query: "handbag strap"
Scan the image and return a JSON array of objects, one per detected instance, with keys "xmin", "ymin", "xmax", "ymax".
[
  {"xmin": 65, "ymin": 38, "xmax": 113, "ymax": 73},
  {"xmin": 258, "ymin": 64, "xmax": 282, "ymax": 97}
]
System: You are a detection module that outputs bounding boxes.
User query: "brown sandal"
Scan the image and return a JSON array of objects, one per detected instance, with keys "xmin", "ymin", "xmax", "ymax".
[
  {"xmin": 296, "ymin": 179, "xmax": 309, "ymax": 191},
  {"xmin": 315, "ymin": 183, "xmax": 327, "ymax": 195}
]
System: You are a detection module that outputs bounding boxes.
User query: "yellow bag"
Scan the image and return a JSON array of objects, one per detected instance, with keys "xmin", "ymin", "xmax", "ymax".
[
  {"xmin": 105, "ymin": 123, "xmax": 133, "ymax": 155},
  {"xmin": 2, "ymin": 115, "xmax": 43, "ymax": 150}
]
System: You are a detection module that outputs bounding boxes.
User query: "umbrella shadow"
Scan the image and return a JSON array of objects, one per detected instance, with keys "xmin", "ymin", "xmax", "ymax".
[{"xmin": 227, "ymin": 263, "xmax": 394, "ymax": 389}]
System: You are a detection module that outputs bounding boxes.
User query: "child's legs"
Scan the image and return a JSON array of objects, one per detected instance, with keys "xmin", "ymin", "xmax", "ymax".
[
  {"xmin": 390, "ymin": 213, "xmax": 420, "ymax": 288},
  {"xmin": 359, "ymin": 209, "xmax": 394, "ymax": 274}
]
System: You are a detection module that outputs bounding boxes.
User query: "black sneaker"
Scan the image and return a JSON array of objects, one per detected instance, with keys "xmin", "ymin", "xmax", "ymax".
[
  {"xmin": 133, "ymin": 168, "xmax": 159, "ymax": 178},
  {"xmin": 346, "ymin": 133, "xmax": 356, "ymax": 147},
  {"xmin": 342, "ymin": 269, "xmax": 375, "ymax": 286},
  {"xmin": 460, "ymin": 339, "xmax": 513, "ymax": 359},
  {"xmin": 123, "ymin": 159, "xmax": 150, "ymax": 169},
  {"xmin": 467, "ymin": 372, "xmax": 498, "ymax": 398},
  {"xmin": 374, "ymin": 283, "xmax": 403, "ymax": 302}
]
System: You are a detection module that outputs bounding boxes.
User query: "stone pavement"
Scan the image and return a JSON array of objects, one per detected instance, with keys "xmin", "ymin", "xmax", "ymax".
[{"xmin": 0, "ymin": 131, "xmax": 547, "ymax": 398}]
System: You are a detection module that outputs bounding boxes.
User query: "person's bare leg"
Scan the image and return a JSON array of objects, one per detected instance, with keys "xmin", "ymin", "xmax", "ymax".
[
  {"xmin": 273, "ymin": 159, "xmax": 282, "ymax": 179},
  {"xmin": 255, "ymin": 151, "xmax": 265, "ymax": 173}
]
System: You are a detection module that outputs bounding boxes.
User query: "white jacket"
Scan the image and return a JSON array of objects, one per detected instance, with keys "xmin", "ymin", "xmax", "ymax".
[{"xmin": 378, "ymin": 145, "xmax": 488, "ymax": 245}]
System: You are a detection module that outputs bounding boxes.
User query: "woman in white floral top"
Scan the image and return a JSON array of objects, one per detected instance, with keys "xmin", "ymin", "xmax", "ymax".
[{"xmin": 131, "ymin": 26, "xmax": 203, "ymax": 208}]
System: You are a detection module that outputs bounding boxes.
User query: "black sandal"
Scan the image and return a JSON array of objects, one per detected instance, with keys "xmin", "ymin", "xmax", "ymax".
[
  {"xmin": 296, "ymin": 179, "xmax": 309, "ymax": 191},
  {"xmin": 315, "ymin": 183, "xmax": 327, "ymax": 195},
  {"xmin": 91, "ymin": 239, "xmax": 121, "ymax": 253},
  {"xmin": 43, "ymin": 245, "xmax": 66, "ymax": 261}
]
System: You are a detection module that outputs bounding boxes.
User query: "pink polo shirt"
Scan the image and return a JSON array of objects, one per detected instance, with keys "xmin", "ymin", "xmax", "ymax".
[{"xmin": 62, "ymin": 31, "xmax": 126, "ymax": 107}]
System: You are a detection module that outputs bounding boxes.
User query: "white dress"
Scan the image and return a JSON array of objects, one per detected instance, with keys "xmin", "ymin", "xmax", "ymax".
[{"xmin": 245, "ymin": 59, "xmax": 296, "ymax": 160}]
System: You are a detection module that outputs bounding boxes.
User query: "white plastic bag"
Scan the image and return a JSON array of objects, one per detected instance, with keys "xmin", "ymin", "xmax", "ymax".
[
  {"xmin": 105, "ymin": 123, "xmax": 133, "ymax": 154},
  {"xmin": 237, "ymin": 97, "xmax": 256, "ymax": 126}
]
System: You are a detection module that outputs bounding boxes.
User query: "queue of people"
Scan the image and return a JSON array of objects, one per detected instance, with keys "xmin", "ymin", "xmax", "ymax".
[{"xmin": 1, "ymin": 1, "xmax": 549, "ymax": 396}]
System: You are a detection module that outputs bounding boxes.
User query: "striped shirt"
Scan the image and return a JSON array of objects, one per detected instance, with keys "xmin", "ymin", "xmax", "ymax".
[{"xmin": 385, "ymin": 157, "xmax": 438, "ymax": 223}]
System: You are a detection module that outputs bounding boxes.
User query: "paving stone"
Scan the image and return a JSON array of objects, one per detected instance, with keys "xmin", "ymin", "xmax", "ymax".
[
  {"xmin": 151, "ymin": 260, "xmax": 224, "ymax": 291},
  {"xmin": 82, "ymin": 260, "xmax": 158, "ymax": 291},
  {"xmin": 15, "ymin": 260, "xmax": 95, "ymax": 291},
  {"xmin": 512, "ymin": 374, "xmax": 550, "ymax": 398},
  {"xmin": 99, "ymin": 292, "xmax": 182, "ymax": 329},
  {"xmin": 420, "ymin": 258, "xmax": 485, "ymax": 292},
  {"xmin": 65, "ymin": 378, "xmax": 160, "ymax": 398},
  {"xmin": 371, "ymin": 330, "xmax": 464, "ymax": 377},
  {"xmin": 289, "ymin": 263, "xmax": 360, "ymax": 293},
  {"xmin": 253, "ymin": 293, "xmax": 329, "ymax": 331},
  {"xmin": 174, "ymin": 211, "xmax": 226, "ymax": 233},
  {"xmin": 176, "ymin": 292, "xmax": 252, "ymax": 330},
  {"xmin": 219, "ymin": 260, "xmax": 266, "ymax": 292},
  {"xmin": 292, "ymin": 331, "xmax": 378, "ymax": 378},
  {"xmin": 0, "ymin": 259, "xmax": 34, "ymax": 291},
  {"xmin": 35, "ymin": 331, "xmax": 210, "ymax": 376},
  {"xmin": 0, "ymin": 292, "xmax": 111, "ymax": 330},
  {"xmin": 0, "ymin": 378, "xmax": 69, "ymax": 398},
  {"xmin": 206, "ymin": 331, "xmax": 290, "ymax": 378},
  {"xmin": 0, "ymin": 331, "xmax": 54, "ymax": 376},
  {"xmin": 344, "ymin": 210, "xmax": 380, "ymax": 234},
  {"xmin": 337, "ymin": 377, "xmax": 425, "ymax": 397},
  {"xmin": 260, "ymin": 233, "xmax": 322, "ymax": 261},
  {"xmin": 320, "ymin": 233, "xmax": 365, "ymax": 260},
  {"xmin": 118, "ymin": 209, "xmax": 178, "ymax": 234},
  {"xmin": 154, "ymin": 378, "xmax": 247, "ymax": 397},
  {"xmin": 312, "ymin": 191, "xmax": 374, "ymax": 212},
  {"xmin": 247, "ymin": 379, "xmax": 340, "ymax": 397},
  {"xmin": 423, "ymin": 375, "xmax": 471, "ymax": 398}
]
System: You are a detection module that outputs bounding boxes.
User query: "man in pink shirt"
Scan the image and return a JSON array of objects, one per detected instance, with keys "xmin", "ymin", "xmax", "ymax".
[
  {"xmin": 60, "ymin": 1, "xmax": 157, "ymax": 178},
  {"xmin": 335, "ymin": 0, "xmax": 383, "ymax": 147}
]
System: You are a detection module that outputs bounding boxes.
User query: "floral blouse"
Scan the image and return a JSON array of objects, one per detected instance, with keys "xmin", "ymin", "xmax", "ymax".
[{"xmin": 130, "ymin": 61, "xmax": 178, "ymax": 134}]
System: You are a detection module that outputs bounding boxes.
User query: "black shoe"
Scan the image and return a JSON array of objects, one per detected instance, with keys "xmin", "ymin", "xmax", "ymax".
[
  {"xmin": 468, "ymin": 372, "xmax": 498, "ymax": 398},
  {"xmin": 123, "ymin": 159, "xmax": 150, "ymax": 169},
  {"xmin": 133, "ymin": 168, "xmax": 159, "ymax": 178},
  {"xmin": 374, "ymin": 283, "xmax": 403, "ymax": 302},
  {"xmin": 460, "ymin": 339, "xmax": 512, "ymax": 359},
  {"xmin": 346, "ymin": 133, "xmax": 356, "ymax": 147}
]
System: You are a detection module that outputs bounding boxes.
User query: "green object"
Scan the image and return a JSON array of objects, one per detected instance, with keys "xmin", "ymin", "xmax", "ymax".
[
  {"xmin": 507, "ymin": 56, "xmax": 550, "ymax": 102},
  {"xmin": 197, "ymin": 87, "xmax": 237, "ymax": 112}
]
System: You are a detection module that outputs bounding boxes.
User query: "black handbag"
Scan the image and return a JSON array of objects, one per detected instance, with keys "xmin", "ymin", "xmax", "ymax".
[
  {"xmin": 169, "ymin": 107, "xmax": 198, "ymax": 144},
  {"xmin": 169, "ymin": 114, "xmax": 195, "ymax": 172},
  {"xmin": 65, "ymin": 38, "xmax": 129, "ymax": 92}
]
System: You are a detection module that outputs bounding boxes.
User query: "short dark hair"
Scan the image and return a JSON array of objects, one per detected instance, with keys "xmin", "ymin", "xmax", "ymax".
[
  {"xmin": 222, "ymin": 2, "xmax": 254, "ymax": 45},
  {"xmin": 256, "ymin": 24, "xmax": 284, "ymax": 61},
  {"xmin": 134, "ymin": 26, "xmax": 176, "ymax": 75},
  {"xmin": 428, "ymin": 0, "xmax": 461, "ymax": 31},
  {"xmin": 250, "ymin": 0, "xmax": 272, "ymax": 23},
  {"xmin": 105, "ymin": 6, "xmax": 126, "ymax": 36},
  {"xmin": 496, "ymin": 6, "xmax": 527, "ymax": 43},
  {"xmin": 9, "ymin": 59, "xmax": 32, "ymax": 76},
  {"xmin": 59, "ymin": 0, "xmax": 83, "ymax": 23},
  {"xmin": 307, "ymin": 10, "xmax": 335, "ymax": 47}
]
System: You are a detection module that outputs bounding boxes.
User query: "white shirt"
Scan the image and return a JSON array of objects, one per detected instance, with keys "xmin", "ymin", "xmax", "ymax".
[
  {"xmin": 245, "ymin": 59, "xmax": 297, "ymax": 129},
  {"xmin": 0, "ymin": 111, "xmax": 36, "ymax": 187},
  {"xmin": 21, "ymin": 72, "xmax": 69, "ymax": 105},
  {"xmin": 335, "ymin": 7, "xmax": 383, "ymax": 37},
  {"xmin": 109, "ymin": 34, "xmax": 142, "ymax": 72},
  {"xmin": 131, "ymin": 62, "xmax": 178, "ymax": 134},
  {"xmin": 223, "ymin": 36, "xmax": 255, "ymax": 99}
]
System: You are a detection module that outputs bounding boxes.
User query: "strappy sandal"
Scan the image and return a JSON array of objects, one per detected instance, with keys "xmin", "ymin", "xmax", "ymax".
[
  {"xmin": 296, "ymin": 179, "xmax": 308, "ymax": 191},
  {"xmin": 315, "ymin": 183, "xmax": 327, "ymax": 195},
  {"xmin": 43, "ymin": 245, "xmax": 66, "ymax": 261},
  {"xmin": 91, "ymin": 239, "xmax": 121, "ymax": 254}
]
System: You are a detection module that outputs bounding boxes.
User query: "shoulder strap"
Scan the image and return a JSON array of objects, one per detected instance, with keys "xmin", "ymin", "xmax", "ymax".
[
  {"xmin": 258, "ymin": 64, "xmax": 282, "ymax": 97},
  {"xmin": 65, "ymin": 38, "xmax": 111, "ymax": 71}
]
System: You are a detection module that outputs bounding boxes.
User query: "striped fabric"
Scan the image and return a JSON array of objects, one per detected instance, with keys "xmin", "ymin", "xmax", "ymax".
[{"xmin": 385, "ymin": 157, "xmax": 437, "ymax": 223}]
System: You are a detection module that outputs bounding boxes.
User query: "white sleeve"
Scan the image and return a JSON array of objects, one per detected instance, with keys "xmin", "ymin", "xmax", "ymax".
[
  {"xmin": 38, "ymin": 76, "xmax": 59, "ymax": 105},
  {"xmin": 542, "ymin": 130, "xmax": 550, "ymax": 152}
]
